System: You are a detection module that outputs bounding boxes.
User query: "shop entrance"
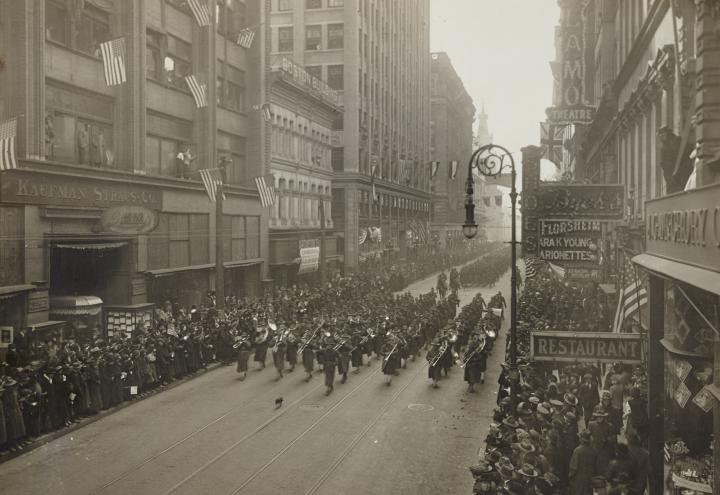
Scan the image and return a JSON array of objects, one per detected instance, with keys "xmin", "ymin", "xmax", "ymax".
[{"xmin": 50, "ymin": 243, "xmax": 130, "ymax": 304}]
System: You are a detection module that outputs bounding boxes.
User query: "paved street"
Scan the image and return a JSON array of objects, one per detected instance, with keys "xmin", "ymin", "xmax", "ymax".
[{"xmin": 0, "ymin": 264, "xmax": 512, "ymax": 495}]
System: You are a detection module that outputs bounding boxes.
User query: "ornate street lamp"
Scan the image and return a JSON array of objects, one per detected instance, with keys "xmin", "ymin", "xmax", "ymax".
[{"xmin": 462, "ymin": 143, "xmax": 519, "ymax": 417}]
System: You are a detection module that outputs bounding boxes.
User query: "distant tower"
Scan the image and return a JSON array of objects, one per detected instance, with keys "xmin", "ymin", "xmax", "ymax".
[{"xmin": 474, "ymin": 104, "xmax": 493, "ymax": 147}]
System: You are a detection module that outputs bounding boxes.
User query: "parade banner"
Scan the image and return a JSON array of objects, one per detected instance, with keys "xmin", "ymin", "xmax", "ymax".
[{"xmin": 530, "ymin": 331, "xmax": 642, "ymax": 364}]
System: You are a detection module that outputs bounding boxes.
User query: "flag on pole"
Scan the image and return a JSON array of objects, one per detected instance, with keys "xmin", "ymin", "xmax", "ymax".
[
  {"xmin": 449, "ymin": 160, "xmax": 458, "ymax": 179},
  {"xmin": 99, "ymin": 37, "xmax": 127, "ymax": 86},
  {"xmin": 199, "ymin": 168, "xmax": 225, "ymax": 202},
  {"xmin": 236, "ymin": 28, "xmax": 256, "ymax": 49},
  {"xmin": 612, "ymin": 255, "xmax": 648, "ymax": 333},
  {"xmin": 254, "ymin": 175, "xmax": 276, "ymax": 207},
  {"xmin": 548, "ymin": 262, "xmax": 566, "ymax": 280},
  {"xmin": 540, "ymin": 122, "xmax": 565, "ymax": 167},
  {"xmin": 0, "ymin": 117, "xmax": 18, "ymax": 171},
  {"xmin": 430, "ymin": 161, "xmax": 440, "ymax": 178},
  {"xmin": 185, "ymin": 75, "xmax": 208, "ymax": 108},
  {"xmin": 524, "ymin": 256, "xmax": 543, "ymax": 279},
  {"xmin": 188, "ymin": 0, "xmax": 211, "ymax": 26}
]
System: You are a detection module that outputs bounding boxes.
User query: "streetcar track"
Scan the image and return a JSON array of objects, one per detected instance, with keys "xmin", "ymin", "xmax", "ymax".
[
  {"xmin": 89, "ymin": 370, "xmax": 324, "ymax": 495},
  {"xmin": 303, "ymin": 360, "xmax": 425, "ymax": 495},
  {"xmin": 162, "ymin": 365, "xmax": 382, "ymax": 495}
]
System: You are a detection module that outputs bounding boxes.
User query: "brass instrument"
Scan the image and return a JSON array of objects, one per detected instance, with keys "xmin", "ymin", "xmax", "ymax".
[
  {"xmin": 233, "ymin": 336, "xmax": 249, "ymax": 349},
  {"xmin": 486, "ymin": 328, "xmax": 497, "ymax": 339},
  {"xmin": 298, "ymin": 321, "xmax": 323, "ymax": 354},
  {"xmin": 267, "ymin": 319, "xmax": 278, "ymax": 332},
  {"xmin": 429, "ymin": 340, "xmax": 448, "ymax": 368},
  {"xmin": 381, "ymin": 341, "xmax": 399, "ymax": 371},
  {"xmin": 333, "ymin": 337, "xmax": 349, "ymax": 351},
  {"xmin": 459, "ymin": 337, "xmax": 486, "ymax": 368},
  {"xmin": 255, "ymin": 326, "xmax": 269, "ymax": 345}
]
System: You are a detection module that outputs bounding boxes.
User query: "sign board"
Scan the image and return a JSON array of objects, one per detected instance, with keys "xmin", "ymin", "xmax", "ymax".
[
  {"xmin": 530, "ymin": 331, "xmax": 642, "ymax": 364},
  {"xmin": 538, "ymin": 219, "xmax": 601, "ymax": 263},
  {"xmin": 99, "ymin": 206, "xmax": 158, "ymax": 234},
  {"xmin": 537, "ymin": 184, "xmax": 624, "ymax": 219},
  {"xmin": 1, "ymin": 170, "xmax": 162, "ymax": 209},
  {"xmin": 565, "ymin": 267, "xmax": 600, "ymax": 280},
  {"xmin": 546, "ymin": 106, "xmax": 596, "ymax": 125},
  {"xmin": 28, "ymin": 292, "xmax": 50, "ymax": 313},
  {"xmin": 298, "ymin": 247, "xmax": 320, "ymax": 275},
  {"xmin": 645, "ymin": 182, "xmax": 720, "ymax": 273}
]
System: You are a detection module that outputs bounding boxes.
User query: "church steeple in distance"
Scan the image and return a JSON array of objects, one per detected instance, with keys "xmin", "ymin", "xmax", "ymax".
[{"xmin": 474, "ymin": 103, "xmax": 493, "ymax": 147}]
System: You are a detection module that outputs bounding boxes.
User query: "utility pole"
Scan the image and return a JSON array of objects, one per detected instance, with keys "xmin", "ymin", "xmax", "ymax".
[{"xmin": 215, "ymin": 163, "xmax": 228, "ymax": 310}]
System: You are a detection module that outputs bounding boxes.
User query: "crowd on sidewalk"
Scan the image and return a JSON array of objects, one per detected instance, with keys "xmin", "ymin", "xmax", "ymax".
[
  {"xmin": 0, "ymin": 240, "xmax": 500, "ymax": 458},
  {"xmin": 469, "ymin": 270, "xmax": 650, "ymax": 495}
]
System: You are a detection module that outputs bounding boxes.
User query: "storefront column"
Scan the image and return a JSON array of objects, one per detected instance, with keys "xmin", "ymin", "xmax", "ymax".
[{"xmin": 647, "ymin": 273, "xmax": 665, "ymax": 495}]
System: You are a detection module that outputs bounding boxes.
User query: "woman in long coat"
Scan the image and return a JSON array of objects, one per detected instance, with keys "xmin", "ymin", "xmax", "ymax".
[
  {"xmin": 235, "ymin": 336, "xmax": 252, "ymax": 381},
  {"xmin": 381, "ymin": 337, "xmax": 400, "ymax": 386},
  {"xmin": 1, "ymin": 378, "xmax": 27, "ymax": 449}
]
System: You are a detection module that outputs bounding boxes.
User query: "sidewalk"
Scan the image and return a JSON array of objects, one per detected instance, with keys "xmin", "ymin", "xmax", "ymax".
[{"xmin": 0, "ymin": 361, "xmax": 226, "ymax": 464}]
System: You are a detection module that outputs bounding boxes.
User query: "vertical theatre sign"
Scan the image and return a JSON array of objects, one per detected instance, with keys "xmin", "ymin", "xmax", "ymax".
[{"xmin": 546, "ymin": 0, "xmax": 596, "ymax": 125}]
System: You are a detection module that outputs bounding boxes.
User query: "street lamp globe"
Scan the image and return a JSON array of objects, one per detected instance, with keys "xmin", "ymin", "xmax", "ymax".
[{"xmin": 462, "ymin": 221, "xmax": 478, "ymax": 239}]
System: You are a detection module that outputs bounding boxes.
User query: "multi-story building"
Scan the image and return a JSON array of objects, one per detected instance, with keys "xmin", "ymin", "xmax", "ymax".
[
  {"xmin": 429, "ymin": 52, "xmax": 475, "ymax": 247},
  {"xmin": 269, "ymin": 0, "xmax": 432, "ymax": 271},
  {"xmin": 552, "ymin": 1, "xmax": 720, "ymax": 492},
  {"xmin": 0, "ymin": 0, "xmax": 266, "ymax": 343},
  {"xmin": 266, "ymin": 56, "xmax": 343, "ymax": 286}
]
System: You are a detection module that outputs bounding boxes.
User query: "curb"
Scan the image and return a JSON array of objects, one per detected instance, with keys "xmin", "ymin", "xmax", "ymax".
[{"xmin": 0, "ymin": 361, "xmax": 226, "ymax": 464}]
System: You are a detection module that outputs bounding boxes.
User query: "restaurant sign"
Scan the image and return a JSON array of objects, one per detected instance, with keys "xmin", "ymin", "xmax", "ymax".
[
  {"xmin": 645, "ymin": 182, "xmax": 720, "ymax": 273},
  {"xmin": 537, "ymin": 184, "xmax": 624, "ymax": 219},
  {"xmin": 99, "ymin": 206, "xmax": 158, "ymax": 234},
  {"xmin": 0, "ymin": 170, "xmax": 162, "ymax": 209},
  {"xmin": 530, "ymin": 331, "xmax": 642, "ymax": 364}
]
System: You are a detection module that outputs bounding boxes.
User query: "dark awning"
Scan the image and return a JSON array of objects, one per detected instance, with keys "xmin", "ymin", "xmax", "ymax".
[
  {"xmin": 54, "ymin": 242, "xmax": 127, "ymax": 251},
  {"xmin": 0, "ymin": 284, "xmax": 37, "ymax": 300}
]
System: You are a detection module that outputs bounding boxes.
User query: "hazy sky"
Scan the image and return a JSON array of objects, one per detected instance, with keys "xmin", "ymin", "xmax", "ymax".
[{"xmin": 430, "ymin": 0, "xmax": 560, "ymax": 166}]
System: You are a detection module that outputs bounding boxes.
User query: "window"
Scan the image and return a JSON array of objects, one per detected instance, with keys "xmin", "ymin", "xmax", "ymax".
[
  {"xmin": 50, "ymin": 113, "xmax": 114, "ymax": 168},
  {"xmin": 328, "ymin": 0, "xmax": 344, "ymax": 6},
  {"xmin": 45, "ymin": 0, "xmax": 109, "ymax": 56},
  {"xmin": 327, "ymin": 64, "xmax": 344, "ymax": 90},
  {"xmin": 306, "ymin": 0, "xmax": 322, "ymax": 8},
  {"xmin": 149, "ymin": 213, "xmax": 209, "ymax": 269},
  {"xmin": 216, "ymin": 0, "xmax": 246, "ymax": 39},
  {"xmin": 223, "ymin": 216, "xmax": 246, "ymax": 261},
  {"xmin": 147, "ymin": 30, "xmax": 163, "ymax": 81},
  {"xmin": 327, "ymin": 23, "xmax": 343, "ymax": 49},
  {"xmin": 45, "ymin": 1, "xmax": 69, "ymax": 46},
  {"xmin": 278, "ymin": 27, "xmax": 293, "ymax": 52},
  {"xmin": 246, "ymin": 216, "xmax": 260, "ymax": 258},
  {"xmin": 278, "ymin": 0, "xmax": 292, "ymax": 11},
  {"xmin": 305, "ymin": 65, "xmax": 321, "ymax": 80},
  {"xmin": 305, "ymin": 25, "xmax": 321, "ymax": 50},
  {"xmin": 145, "ymin": 135, "xmax": 185, "ymax": 177},
  {"xmin": 165, "ymin": 36, "xmax": 191, "ymax": 89},
  {"xmin": 76, "ymin": 4, "xmax": 110, "ymax": 56},
  {"xmin": 218, "ymin": 63, "xmax": 245, "ymax": 112},
  {"xmin": 217, "ymin": 132, "xmax": 246, "ymax": 184}
]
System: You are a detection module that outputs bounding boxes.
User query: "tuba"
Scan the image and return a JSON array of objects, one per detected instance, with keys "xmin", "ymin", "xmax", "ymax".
[
  {"xmin": 255, "ymin": 326, "xmax": 269, "ymax": 345},
  {"xmin": 460, "ymin": 337, "xmax": 486, "ymax": 368}
]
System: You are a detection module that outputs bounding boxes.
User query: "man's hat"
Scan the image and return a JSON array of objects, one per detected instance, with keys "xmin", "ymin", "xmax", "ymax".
[
  {"xmin": 563, "ymin": 392, "xmax": 579, "ymax": 405},
  {"xmin": 485, "ymin": 449, "xmax": 502, "ymax": 464},
  {"xmin": 469, "ymin": 461, "xmax": 493, "ymax": 476},
  {"xmin": 502, "ymin": 417, "xmax": 519, "ymax": 429},
  {"xmin": 578, "ymin": 430, "xmax": 592, "ymax": 443},
  {"xmin": 517, "ymin": 463, "xmax": 538, "ymax": 478},
  {"xmin": 549, "ymin": 399, "xmax": 564, "ymax": 408},
  {"xmin": 536, "ymin": 403, "xmax": 551, "ymax": 415},
  {"xmin": 518, "ymin": 439, "xmax": 536, "ymax": 454},
  {"xmin": 503, "ymin": 479, "xmax": 525, "ymax": 495}
]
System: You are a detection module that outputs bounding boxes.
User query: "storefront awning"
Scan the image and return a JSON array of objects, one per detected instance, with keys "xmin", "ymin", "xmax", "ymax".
[
  {"xmin": 632, "ymin": 253, "xmax": 720, "ymax": 296},
  {"xmin": 54, "ymin": 242, "xmax": 127, "ymax": 251},
  {"xmin": 598, "ymin": 284, "xmax": 617, "ymax": 296},
  {"xmin": 224, "ymin": 258, "xmax": 264, "ymax": 269},
  {"xmin": 145, "ymin": 263, "xmax": 215, "ymax": 277}
]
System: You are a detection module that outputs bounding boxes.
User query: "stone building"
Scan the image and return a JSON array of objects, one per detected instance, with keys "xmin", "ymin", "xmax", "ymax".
[
  {"xmin": 269, "ymin": 0, "xmax": 432, "ymax": 270},
  {"xmin": 0, "ymin": 0, "xmax": 266, "ymax": 343},
  {"xmin": 429, "ymin": 52, "xmax": 475, "ymax": 247}
]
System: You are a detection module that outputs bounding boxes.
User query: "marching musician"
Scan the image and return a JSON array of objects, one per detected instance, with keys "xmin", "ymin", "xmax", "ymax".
[
  {"xmin": 335, "ymin": 332, "xmax": 351, "ymax": 384},
  {"xmin": 426, "ymin": 337, "xmax": 443, "ymax": 388},
  {"xmin": 350, "ymin": 324, "xmax": 367, "ymax": 372},
  {"xmin": 285, "ymin": 325, "xmax": 298, "ymax": 373},
  {"xmin": 271, "ymin": 324, "xmax": 287, "ymax": 380},
  {"xmin": 253, "ymin": 320, "xmax": 270, "ymax": 370},
  {"xmin": 381, "ymin": 332, "xmax": 401, "ymax": 386},
  {"xmin": 321, "ymin": 336, "xmax": 339, "ymax": 395},
  {"xmin": 301, "ymin": 329, "xmax": 316, "ymax": 382},
  {"xmin": 463, "ymin": 332, "xmax": 487, "ymax": 393},
  {"xmin": 234, "ymin": 330, "xmax": 252, "ymax": 381}
]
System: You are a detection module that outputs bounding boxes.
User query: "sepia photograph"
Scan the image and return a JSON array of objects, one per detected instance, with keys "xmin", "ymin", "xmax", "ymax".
[{"xmin": 0, "ymin": 0, "xmax": 718, "ymax": 493}]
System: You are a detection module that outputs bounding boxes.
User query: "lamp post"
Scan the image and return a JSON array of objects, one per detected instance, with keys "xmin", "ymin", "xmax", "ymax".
[{"xmin": 462, "ymin": 143, "xmax": 519, "ymax": 417}]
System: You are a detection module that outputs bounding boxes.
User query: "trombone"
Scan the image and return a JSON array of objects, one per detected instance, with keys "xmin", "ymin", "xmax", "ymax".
[{"xmin": 459, "ymin": 338, "xmax": 486, "ymax": 368}]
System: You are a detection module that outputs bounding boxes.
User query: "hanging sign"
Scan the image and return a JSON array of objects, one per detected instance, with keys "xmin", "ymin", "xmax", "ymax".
[
  {"xmin": 298, "ymin": 246, "xmax": 320, "ymax": 275},
  {"xmin": 530, "ymin": 331, "xmax": 642, "ymax": 364}
]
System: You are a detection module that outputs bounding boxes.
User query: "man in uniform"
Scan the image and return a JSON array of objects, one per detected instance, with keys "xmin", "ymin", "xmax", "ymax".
[
  {"xmin": 463, "ymin": 333, "xmax": 487, "ymax": 393},
  {"xmin": 321, "ymin": 338, "xmax": 338, "ymax": 395}
]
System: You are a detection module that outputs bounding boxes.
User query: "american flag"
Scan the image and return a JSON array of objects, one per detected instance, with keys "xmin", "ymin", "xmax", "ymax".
[
  {"xmin": 185, "ymin": 75, "xmax": 208, "ymax": 108},
  {"xmin": 612, "ymin": 254, "xmax": 647, "ymax": 333},
  {"xmin": 410, "ymin": 220, "xmax": 428, "ymax": 244},
  {"xmin": 524, "ymin": 256, "xmax": 543, "ymax": 279},
  {"xmin": 236, "ymin": 28, "xmax": 256, "ymax": 49},
  {"xmin": 199, "ymin": 168, "xmax": 225, "ymax": 202},
  {"xmin": 0, "ymin": 117, "xmax": 18, "ymax": 171},
  {"xmin": 254, "ymin": 175, "xmax": 275, "ymax": 208},
  {"xmin": 100, "ymin": 38, "xmax": 127, "ymax": 86},
  {"xmin": 430, "ymin": 161, "xmax": 440, "ymax": 178},
  {"xmin": 540, "ymin": 121, "xmax": 565, "ymax": 167},
  {"xmin": 548, "ymin": 262, "xmax": 566, "ymax": 279},
  {"xmin": 448, "ymin": 160, "xmax": 458, "ymax": 179},
  {"xmin": 188, "ymin": 0, "xmax": 211, "ymax": 26}
]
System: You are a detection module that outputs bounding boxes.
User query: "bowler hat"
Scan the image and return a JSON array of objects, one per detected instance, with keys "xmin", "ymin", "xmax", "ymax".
[{"xmin": 469, "ymin": 461, "xmax": 493, "ymax": 476}]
